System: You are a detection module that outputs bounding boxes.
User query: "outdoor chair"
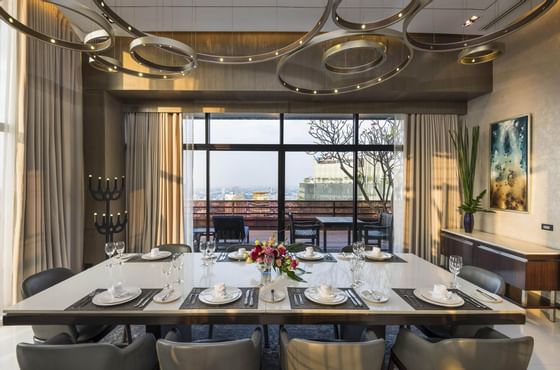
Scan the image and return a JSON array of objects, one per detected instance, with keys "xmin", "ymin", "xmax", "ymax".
[{"xmin": 287, "ymin": 212, "xmax": 320, "ymax": 247}]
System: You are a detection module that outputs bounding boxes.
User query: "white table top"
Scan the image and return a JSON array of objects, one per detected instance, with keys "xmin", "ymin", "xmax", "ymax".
[
  {"xmin": 2, "ymin": 253, "xmax": 525, "ymax": 326},
  {"xmin": 442, "ymin": 229, "xmax": 560, "ymax": 256}
]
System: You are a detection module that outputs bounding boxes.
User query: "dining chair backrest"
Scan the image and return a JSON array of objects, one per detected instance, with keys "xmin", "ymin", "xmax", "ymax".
[
  {"xmin": 17, "ymin": 334, "xmax": 157, "ymax": 370},
  {"xmin": 339, "ymin": 245, "xmax": 372, "ymax": 253},
  {"xmin": 157, "ymin": 328, "xmax": 262, "ymax": 370},
  {"xmin": 380, "ymin": 212, "xmax": 393, "ymax": 227},
  {"xmin": 459, "ymin": 265, "xmax": 505, "ymax": 295},
  {"xmin": 157, "ymin": 244, "xmax": 193, "ymax": 254},
  {"xmin": 289, "ymin": 243, "xmax": 322, "ymax": 253},
  {"xmin": 392, "ymin": 328, "xmax": 533, "ymax": 370},
  {"xmin": 22, "ymin": 268, "xmax": 74, "ymax": 299},
  {"xmin": 212, "ymin": 216, "xmax": 246, "ymax": 241},
  {"xmin": 280, "ymin": 327, "xmax": 385, "ymax": 370}
]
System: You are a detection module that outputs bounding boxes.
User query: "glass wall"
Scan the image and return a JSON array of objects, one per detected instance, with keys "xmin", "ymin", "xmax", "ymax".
[{"xmin": 184, "ymin": 113, "xmax": 402, "ymax": 251}]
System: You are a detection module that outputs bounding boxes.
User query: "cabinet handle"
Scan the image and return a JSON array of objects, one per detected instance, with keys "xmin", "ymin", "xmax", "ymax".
[{"xmin": 477, "ymin": 245, "xmax": 528, "ymax": 263}]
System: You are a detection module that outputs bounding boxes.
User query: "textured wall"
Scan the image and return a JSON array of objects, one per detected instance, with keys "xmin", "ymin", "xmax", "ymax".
[{"xmin": 465, "ymin": 4, "xmax": 560, "ymax": 249}]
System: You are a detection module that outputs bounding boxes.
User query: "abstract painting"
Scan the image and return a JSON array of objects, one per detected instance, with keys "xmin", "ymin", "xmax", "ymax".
[{"xmin": 490, "ymin": 115, "xmax": 530, "ymax": 212}]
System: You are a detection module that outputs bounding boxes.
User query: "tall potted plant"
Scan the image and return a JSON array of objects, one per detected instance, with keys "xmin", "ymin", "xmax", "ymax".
[{"xmin": 450, "ymin": 125, "xmax": 493, "ymax": 233}]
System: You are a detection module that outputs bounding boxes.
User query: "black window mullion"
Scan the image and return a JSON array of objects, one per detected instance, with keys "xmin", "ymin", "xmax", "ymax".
[
  {"xmin": 278, "ymin": 113, "xmax": 286, "ymax": 242},
  {"xmin": 205, "ymin": 113, "xmax": 211, "ymax": 242},
  {"xmin": 352, "ymin": 113, "xmax": 359, "ymax": 243}
]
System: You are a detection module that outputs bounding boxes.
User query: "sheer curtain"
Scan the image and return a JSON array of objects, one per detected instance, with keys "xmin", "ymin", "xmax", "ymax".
[
  {"xmin": 126, "ymin": 112, "xmax": 185, "ymax": 253},
  {"xmin": 392, "ymin": 114, "xmax": 406, "ymax": 251},
  {"xmin": 183, "ymin": 114, "xmax": 194, "ymax": 247},
  {"xmin": 404, "ymin": 114, "xmax": 461, "ymax": 264},
  {"xmin": 0, "ymin": 0, "xmax": 21, "ymax": 312}
]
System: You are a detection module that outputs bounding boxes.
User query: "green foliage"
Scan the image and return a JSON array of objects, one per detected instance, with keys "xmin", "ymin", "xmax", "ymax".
[{"xmin": 450, "ymin": 126, "xmax": 494, "ymax": 215}]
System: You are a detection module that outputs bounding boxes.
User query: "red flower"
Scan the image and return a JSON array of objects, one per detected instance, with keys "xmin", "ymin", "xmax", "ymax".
[
  {"xmin": 278, "ymin": 245, "xmax": 287, "ymax": 256},
  {"xmin": 290, "ymin": 259, "xmax": 298, "ymax": 269}
]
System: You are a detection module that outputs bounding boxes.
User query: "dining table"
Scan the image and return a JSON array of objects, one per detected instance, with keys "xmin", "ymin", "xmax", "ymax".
[
  {"xmin": 2, "ymin": 253, "xmax": 525, "ymax": 329},
  {"xmin": 314, "ymin": 216, "xmax": 364, "ymax": 252}
]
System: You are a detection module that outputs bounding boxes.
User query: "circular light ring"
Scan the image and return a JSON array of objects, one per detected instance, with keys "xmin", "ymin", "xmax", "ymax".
[
  {"xmin": 277, "ymin": 30, "xmax": 414, "ymax": 96},
  {"xmin": 129, "ymin": 36, "xmax": 197, "ymax": 73},
  {"xmin": 404, "ymin": 0, "xmax": 558, "ymax": 52},
  {"xmin": 323, "ymin": 39, "xmax": 387, "ymax": 74},
  {"xmin": 458, "ymin": 43, "xmax": 505, "ymax": 65},
  {"xmin": 93, "ymin": 0, "xmax": 335, "ymax": 64},
  {"xmin": 332, "ymin": 0, "xmax": 421, "ymax": 32},
  {"xmin": 88, "ymin": 55, "xmax": 187, "ymax": 80},
  {"xmin": 0, "ymin": 0, "xmax": 114, "ymax": 52}
]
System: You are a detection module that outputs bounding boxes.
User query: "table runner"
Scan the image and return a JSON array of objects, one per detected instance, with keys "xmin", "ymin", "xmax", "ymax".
[
  {"xmin": 287, "ymin": 287, "xmax": 369, "ymax": 310},
  {"xmin": 393, "ymin": 288, "xmax": 491, "ymax": 311},
  {"xmin": 180, "ymin": 287, "xmax": 259, "ymax": 309},
  {"xmin": 65, "ymin": 289, "xmax": 161, "ymax": 311}
]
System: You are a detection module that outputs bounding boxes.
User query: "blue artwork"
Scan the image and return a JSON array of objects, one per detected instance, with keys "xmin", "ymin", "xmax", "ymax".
[{"xmin": 490, "ymin": 115, "xmax": 530, "ymax": 212}]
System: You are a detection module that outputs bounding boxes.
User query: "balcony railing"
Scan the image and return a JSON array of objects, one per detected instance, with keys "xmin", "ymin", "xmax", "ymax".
[{"xmin": 193, "ymin": 200, "xmax": 390, "ymax": 229}]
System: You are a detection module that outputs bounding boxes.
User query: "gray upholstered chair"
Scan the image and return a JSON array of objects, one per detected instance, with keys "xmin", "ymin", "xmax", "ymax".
[
  {"xmin": 421, "ymin": 265, "xmax": 506, "ymax": 338},
  {"xmin": 17, "ymin": 333, "xmax": 158, "ymax": 370},
  {"xmin": 389, "ymin": 328, "xmax": 534, "ymax": 370},
  {"xmin": 157, "ymin": 243, "xmax": 193, "ymax": 254},
  {"xmin": 280, "ymin": 327, "xmax": 385, "ymax": 370},
  {"xmin": 21, "ymin": 268, "xmax": 112, "ymax": 343},
  {"xmin": 157, "ymin": 328, "xmax": 262, "ymax": 370}
]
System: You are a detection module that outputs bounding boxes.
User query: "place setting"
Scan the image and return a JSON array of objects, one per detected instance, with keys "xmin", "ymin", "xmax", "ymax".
[
  {"xmin": 363, "ymin": 246, "xmax": 407, "ymax": 263},
  {"xmin": 125, "ymin": 247, "xmax": 174, "ymax": 263},
  {"xmin": 217, "ymin": 246, "xmax": 249, "ymax": 262},
  {"xmin": 66, "ymin": 283, "xmax": 161, "ymax": 311},
  {"xmin": 180, "ymin": 283, "xmax": 260, "ymax": 309},
  {"xmin": 288, "ymin": 283, "xmax": 368, "ymax": 310},
  {"xmin": 394, "ymin": 284, "xmax": 491, "ymax": 311},
  {"xmin": 294, "ymin": 246, "xmax": 337, "ymax": 263}
]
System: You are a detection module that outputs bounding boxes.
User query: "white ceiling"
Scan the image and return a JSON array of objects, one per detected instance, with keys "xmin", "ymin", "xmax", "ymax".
[{"xmin": 71, "ymin": 0, "xmax": 536, "ymax": 35}]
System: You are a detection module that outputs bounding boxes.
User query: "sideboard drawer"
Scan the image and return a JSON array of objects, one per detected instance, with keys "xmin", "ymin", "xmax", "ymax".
[
  {"xmin": 474, "ymin": 244, "xmax": 528, "ymax": 289},
  {"xmin": 441, "ymin": 233, "xmax": 474, "ymax": 265}
]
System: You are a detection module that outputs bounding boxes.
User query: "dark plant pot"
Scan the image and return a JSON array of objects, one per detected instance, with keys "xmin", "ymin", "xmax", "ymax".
[{"xmin": 463, "ymin": 213, "xmax": 474, "ymax": 233}]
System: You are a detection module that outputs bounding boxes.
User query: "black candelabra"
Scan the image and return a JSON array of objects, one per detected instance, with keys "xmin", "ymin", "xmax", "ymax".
[{"xmin": 88, "ymin": 174, "xmax": 128, "ymax": 243}]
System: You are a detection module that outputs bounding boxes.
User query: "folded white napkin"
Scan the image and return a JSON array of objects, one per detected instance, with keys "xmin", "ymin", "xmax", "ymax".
[
  {"xmin": 214, "ymin": 283, "xmax": 226, "ymax": 298},
  {"xmin": 432, "ymin": 284, "xmax": 448, "ymax": 298},
  {"xmin": 318, "ymin": 284, "xmax": 335, "ymax": 299},
  {"xmin": 150, "ymin": 248, "xmax": 160, "ymax": 256}
]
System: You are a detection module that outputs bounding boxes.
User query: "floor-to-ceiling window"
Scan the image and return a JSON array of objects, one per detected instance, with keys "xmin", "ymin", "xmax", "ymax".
[{"xmin": 184, "ymin": 113, "xmax": 402, "ymax": 250}]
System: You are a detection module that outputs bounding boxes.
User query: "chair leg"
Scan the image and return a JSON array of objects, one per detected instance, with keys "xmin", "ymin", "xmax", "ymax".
[
  {"xmin": 123, "ymin": 324, "xmax": 133, "ymax": 344},
  {"xmin": 263, "ymin": 325, "xmax": 270, "ymax": 348}
]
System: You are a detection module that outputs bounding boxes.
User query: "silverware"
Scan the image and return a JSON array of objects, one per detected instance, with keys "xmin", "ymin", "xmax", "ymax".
[
  {"xmin": 294, "ymin": 291, "xmax": 304, "ymax": 306},
  {"xmin": 135, "ymin": 291, "xmax": 157, "ymax": 308},
  {"xmin": 188, "ymin": 293, "xmax": 200, "ymax": 305},
  {"xmin": 271, "ymin": 289, "xmax": 275, "ymax": 303},
  {"xmin": 403, "ymin": 294, "xmax": 418, "ymax": 307},
  {"xmin": 161, "ymin": 289, "xmax": 175, "ymax": 302},
  {"xmin": 476, "ymin": 288, "xmax": 498, "ymax": 302},
  {"xmin": 344, "ymin": 289, "xmax": 359, "ymax": 306},
  {"xmin": 249, "ymin": 289, "xmax": 255, "ymax": 307},
  {"xmin": 77, "ymin": 291, "xmax": 97, "ymax": 308},
  {"xmin": 244, "ymin": 289, "xmax": 251, "ymax": 306},
  {"xmin": 346, "ymin": 289, "xmax": 363, "ymax": 307}
]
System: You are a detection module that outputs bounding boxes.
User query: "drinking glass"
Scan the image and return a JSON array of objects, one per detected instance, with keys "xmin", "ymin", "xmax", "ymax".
[
  {"xmin": 350, "ymin": 256, "xmax": 365, "ymax": 288},
  {"xmin": 206, "ymin": 241, "xmax": 216, "ymax": 263},
  {"xmin": 161, "ymin": 262, "xmax": 172, "ymax": 291},
  {"xmin": 352, "ymin": 241, "xmax": 366, "ymax": 259},
  {"xmin": 115, "ymin": 241, "xmax": 125, "ymax": 259},
  {"xmin": 171, "ymin": 253, "xmax": 184, "ymax": 288},
  {"xmin": 105, "ymin": 242, "xmax": 116, "ymax": 259},
  {"xmin": 199, "ymin": 242, "xmax": 209, "ymax": 265},
  {"xmin": 449, "ymin": 255, "xmax": 463, "ymax": 289}
]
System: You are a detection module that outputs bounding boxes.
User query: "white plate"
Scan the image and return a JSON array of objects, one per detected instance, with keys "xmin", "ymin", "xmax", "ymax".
[
  {"xmin": 227, "ymin": 251, "xmax": 247, "ymax": 261},
  {"xmin": 471, "ymin": 290, "xmax": 503, "ymax": 303},
  {"xmin": 92, "ymin": 287, "xmax": 142, "ymax": 306},
  {"xmin": 365, "ymin": 252, "xmax": 392, "ymax": 261},
  {"xmin": 296, "ymin": 251, "xmax": 324, "ymax": 261},
  {"xmin": 141, "ymin": 251, "xmax": 172, "ymax": 260},
  {"xmin": 198, "ymin": 287, "xmax": 242, "ymax": 305},
  {"xmin": 260, "ymin": 289, "xmax": 286, "ymax": 303},
  {"xmin": 304, "ymin": 287, "xmax": 348, "ymax": 305},
  {"xmin": 153, "ymin": 289, "xmax": 181, "ymax": 304},
  {"xmin": 413, "ymin": 288, "xmax": 464, "ymax": 308},
  {"xmin": 361, "ymin": 289, "xmax": 389, "ymax": 304}
]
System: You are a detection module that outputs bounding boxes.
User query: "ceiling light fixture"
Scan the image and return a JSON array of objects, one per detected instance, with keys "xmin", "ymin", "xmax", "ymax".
[
  {"xmin": 458, "ymin": 43, "xmax": 505, "ymax": 65},
  {"xmin": 404, "ymin": 0, "xmax": 557, "ymax": 52},
  {"xmin": 463, "ymin": 15, "xmax": 480, "ymax": 27},
  {"xmin": 332, "ymin": 0, "xmax": 421, "ymax": 32},
  {"xmin": 0, "ymin": 0, "xmax": 114, "ymax": 52},
  {"xmin": 322, "ymin": 39, "xmax": 387, "ymax": 74},
  {"xmin": 129, "ymin": 36, "xmax": 197, "ymax": 74}
]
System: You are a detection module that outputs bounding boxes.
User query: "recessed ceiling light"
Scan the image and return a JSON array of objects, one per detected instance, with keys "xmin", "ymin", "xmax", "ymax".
[{"xmin": 463, "ymin": 15, "xmax": 480, "ymax": 27}]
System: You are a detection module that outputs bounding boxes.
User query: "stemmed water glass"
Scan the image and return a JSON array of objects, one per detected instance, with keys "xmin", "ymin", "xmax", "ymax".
[
  {"xmin": 171, "ymin": 253, "xmax": 184, "ymax": 289},
  {"xmin": 105, "ymin": 242, "xmax": 117, "ymax": 289},
  {"xmin": 115, "ymin": 241, "xmax": 125, "ymax": 260},
  {"xmin": 206, "ymin": 241, "xmax": 216, "ymax": 263},
  {"xmin": 449, "ymin": 255, "xmax": 463, "ymax": 289},
  {"xmin": 199, "ymin": 241, "xmax": 209, "ymax": 265},
  {"xmin": 161, "ymin": 262, "xmax": 173, "ymax": 292},
  {"xmin": 352, "ymin": 241, "xmax": 366, "ymax": 259}
]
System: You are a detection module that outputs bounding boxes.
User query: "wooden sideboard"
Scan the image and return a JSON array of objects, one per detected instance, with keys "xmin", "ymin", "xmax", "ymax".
[{"xmin": 441, "ymin": 229, "xmax": 560, "ymax": 320}]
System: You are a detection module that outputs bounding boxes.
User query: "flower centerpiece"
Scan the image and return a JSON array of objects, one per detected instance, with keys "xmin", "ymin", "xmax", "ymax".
[{"xmin": 246, "ymin": 238, "xmax": 304, "ymax": 283}]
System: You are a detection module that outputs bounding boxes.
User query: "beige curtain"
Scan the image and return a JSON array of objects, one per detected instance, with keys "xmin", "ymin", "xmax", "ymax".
[
  {"xmin": 404, "ymin": 114, "xmax": 461, "ymax": 264},
  {"xmin": 126, "ymin": 112, "xmax": 184, "ymax": 253},
  {"xmin": 15, "ymin": 0, "xmax": 84, "ymax": 291}
]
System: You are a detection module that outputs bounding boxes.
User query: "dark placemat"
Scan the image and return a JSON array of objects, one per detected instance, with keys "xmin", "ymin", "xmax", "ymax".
[
  {"xmin": 180, "ymin": 287, "xmax": 259, "ymax": 309},
  {"xmin": 364, "ymin": 255, "xmax": 407, "ymax": 263},
  {"xmin": 65, "ymin": 288, "xmax": 161, "ymax": 311},
  {"xmin": 125, "ymin": 253, "xmax": 177, "ymax": 263},
  {"xmin": 393, "ymin": 288, "xmax": 491, "ymax": 311},
  {"xmin": 216, "ymin": 252, "xmax": 246, "ymax": 263},
  {"xmin": 287, "ymin": 287, "xmax": 369, "ymax": 310}
]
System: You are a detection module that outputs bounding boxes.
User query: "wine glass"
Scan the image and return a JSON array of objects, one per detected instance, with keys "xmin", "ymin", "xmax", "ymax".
[
  {"xmin": 115, "ymin": 241, "xmax": 125, "ymax": 259},
  {"xmin": 171, "ymin": 254, "xmax": 184, "ymax": 288},
  {"xmin": 105, "ymin": 242, "xmax": 116, "ymax": 259},
  {"xmin": 449, "ymin": 255, "xmax": 463, "ymax": 289},
  {"xmin": 206, "ymin": 241, "xmax": 216, "ymax": 263},
  {"xmin": 199, "ymin": 241, "xmax": 208, "ymax": 265},
  {"xmin": 161, "ymin": 262, "xmax": 172, "ymax": 291}
]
